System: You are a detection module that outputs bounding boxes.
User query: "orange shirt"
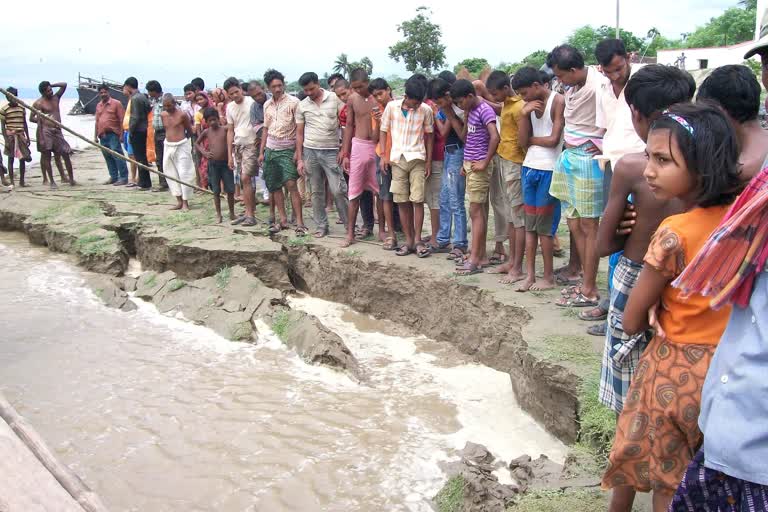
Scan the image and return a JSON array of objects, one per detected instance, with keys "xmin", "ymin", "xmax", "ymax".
[
  {"xmin": 372, "ymin": 102, "xmax": 392, "ymax": 158},
  {"xmin": 644, "ymin": 205, "xmax": 732, "ymax": 345}
]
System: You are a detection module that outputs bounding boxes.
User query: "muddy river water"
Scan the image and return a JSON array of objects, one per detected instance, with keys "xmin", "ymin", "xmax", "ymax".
[{"xmin": 0, "ymin": 232, "xmax": 567, "ymax": 511}]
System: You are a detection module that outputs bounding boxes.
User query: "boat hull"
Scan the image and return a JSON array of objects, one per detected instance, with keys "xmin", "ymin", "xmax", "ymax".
[{"xmin": 71, "ymin": 87, "xmax": 128, "ymax": 115}]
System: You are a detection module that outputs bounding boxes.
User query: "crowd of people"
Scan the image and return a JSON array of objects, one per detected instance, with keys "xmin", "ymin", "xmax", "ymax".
[{"xmin": 3, "ymin": 22, "xmax": 768, "ymax": 510}]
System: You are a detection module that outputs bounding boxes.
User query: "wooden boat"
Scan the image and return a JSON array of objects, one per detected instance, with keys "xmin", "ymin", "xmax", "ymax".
[{"xmin": 70, "ymin": 74, "xmax": 128, "ymax": 116}]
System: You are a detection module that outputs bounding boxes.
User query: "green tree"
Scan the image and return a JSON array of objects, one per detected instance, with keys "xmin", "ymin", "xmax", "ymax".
[
  {"xmin": 685, "ymin": 4, "xmax": 756, "ymax": 48},
  {"xmin": 389, "ymin": 6, "xmax": 447, "ymax": 73},
  {"xmin": 501, "ymin": 50, "xmax": 549, "ymax": 74},
  {"xmin": 349, "ymin": 56, "xmax": 374, "ymax": 75},
  {"xmin": 454, "ymin": 58, "xmax": 491, "ymax": 75},
  {"xmin": 333, "ymin": 53, "xmax": 350, "ymax": 75},
  {"xmin": 566, "ymin": 25, "xmax": 645, "ymax": 64}
]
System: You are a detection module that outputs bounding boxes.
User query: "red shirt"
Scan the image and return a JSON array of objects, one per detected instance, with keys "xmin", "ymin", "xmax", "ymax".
[
  {"xmin": 95, "ymin": 97, "xmax": 125, "ymax": 138},
  {"xmin": 339, "ymin": 104, "xmax": 348, "ymax": 128}
]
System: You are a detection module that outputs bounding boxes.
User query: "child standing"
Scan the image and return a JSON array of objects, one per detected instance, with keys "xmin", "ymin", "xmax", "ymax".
[
  {"xmin": 601, "ymin": 103, "xmax": 743, "ymax": 511},
  {"xmin": 193, "ymin": 91, "xmax": 212, "ymax": 190},
  {"xmin": 196, "ymin": 108, "xmax": 235, "ymax": 223},
  {"xmin": 512, "ymin": 67, "xmax": 565, "ymax": 292},
  {"xmin": 0, "ymin": 87, "xmax": 32, "ymax": 187},
  {"xmin": 369, "ymin": 78, "xmax": 397, "ymax": 250},
  {"xmin": 450, "ymin": 80, "xmax": 500, "ymax": 275}
]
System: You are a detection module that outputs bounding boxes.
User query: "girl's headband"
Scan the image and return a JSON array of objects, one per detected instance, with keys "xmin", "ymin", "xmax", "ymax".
[{"xmin": 662, "ymin": 111, "xmax": 695, "ymax": 136}]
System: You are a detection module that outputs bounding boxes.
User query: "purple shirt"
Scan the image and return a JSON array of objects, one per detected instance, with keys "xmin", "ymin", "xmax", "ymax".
[{"xmin": 464, "ymin": 101, "xmax": 496, "ymax": 161}]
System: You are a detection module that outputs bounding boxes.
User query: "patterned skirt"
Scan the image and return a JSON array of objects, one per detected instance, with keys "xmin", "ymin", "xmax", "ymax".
[
  {"xmin": 601, "ymin": 339, "xmax": 715, "ymax": 493},
  {"xmin": 550, "ymin": 143, "xmax": 605, "ymax": 218}
]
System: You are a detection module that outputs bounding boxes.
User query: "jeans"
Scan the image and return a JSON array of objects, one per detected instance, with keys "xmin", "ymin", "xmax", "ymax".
[
  {"xmin": 99, "ymin": 132, "xmax": 128, "ymax": 182},
  {"xmin": 129, "ymin": 130, "xmax": 151, "ymax": 189},
  {"xmin": 304, "ymin": 148, "xmax": 349, "ymax": 232},
  {"xmin": 154, "ymin": 130, "xmax": 169, "ymax": 188},
  {"xmin": 437, "ymin": 146, "xmax": 468, "ymax": 249}
]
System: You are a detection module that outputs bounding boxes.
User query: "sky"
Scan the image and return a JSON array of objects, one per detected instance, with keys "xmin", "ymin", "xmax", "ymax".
[{"xmin": 0, "ymin": 0, "xmax": 744, "ymax": 92}]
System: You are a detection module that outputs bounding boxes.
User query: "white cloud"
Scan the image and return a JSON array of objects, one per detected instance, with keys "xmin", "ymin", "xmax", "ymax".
[{"xmin": 0, "ymin": 0, "xmax": 747, "ymax": 88}]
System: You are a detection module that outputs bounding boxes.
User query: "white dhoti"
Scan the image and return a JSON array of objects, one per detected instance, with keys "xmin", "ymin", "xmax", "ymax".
[{"xmin": 163, "ymin": 139, "xmax": 195, "ymax": 200}]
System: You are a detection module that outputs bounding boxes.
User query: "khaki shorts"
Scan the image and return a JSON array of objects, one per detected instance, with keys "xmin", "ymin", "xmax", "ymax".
[
  {"xmin": 234, "ymin": 143, "xmax": 259, "ymax": 177},
  {"xmin": 499, "ymin": 158, "xmax": 524, "ymax": 228},
  {"xmin": 391, "ymin": 157, "xmax": 426, "ymax": 204},
  {"xmin": 464, "ymin": 160, "xmax": 491, "ymax": 204},
  {"xmin": 425, "ymin": 161, "xmax": 443, "ymax": 210}
]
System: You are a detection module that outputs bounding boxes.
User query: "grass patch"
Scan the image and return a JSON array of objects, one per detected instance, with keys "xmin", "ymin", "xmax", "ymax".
[
  {"xmin": 229, "ymin": 321, "xmax": 252, "ymax": 341},
  {"xmin": 434, "ymin": 474, "xmax": 465, "ymax": 512},
  {"xmin": 30, "ymin": 204, "xmax": 65, "ymax": 222},
  {"xmin": 509, "ymin": 489, "xmax": 607, "ymax": 512},
  {"xmin": 560, "ymin": 307, "xmax": 579, "ymax": 319},
  {"xmin": 168, "ymin": 279, "xmax": 186, "ymax": 292},
  {"xmin": 577, "ymin": 368, "xmax": 617, "ymax": 459},
  {"xmin": 346, "ymin": 249, "xmax": 362, "ymax": 258},
  {"xmin": 142, "ymin": 272, "xmax": 157, "ymax": 288},
  {"xmin": 215, "ymin": 266, "xmax": 232, "ymax": 289},
  {"xmin": 286, "ymin": 237, "xmax": 308, "ymax": 247},
  {"xmin": 76, "ymin": 223, "xmax": 100, "ymax": 235},
  {"xmin": 528, "ymin": 334, "xmax": 596, "ymax": 371},
  {"xmin": 271, "ymin": 310, "xmax": 292, "ymax": 340},
  {"xmin": 74, "ymin": 232, "xmax": 118, "ymax": 256},
  {"xmin": 77, "ymin": 203, "xmax": 102, "ymax": 218}
]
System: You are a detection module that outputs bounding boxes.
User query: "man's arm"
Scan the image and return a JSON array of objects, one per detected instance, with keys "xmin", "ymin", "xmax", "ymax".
[
  {"xmin": 529, "ymin": 95, "xmax": 565, "ymax": 148},
  {"xmin": 424, "ymin": 131, "xmax": 434, "ymax": 178},
  {"xmin": 182, "ymin": 111, "xmax": 192, "ymax": 134},
  {"xmin": 226, "ymin": 123, "xmax": 235, "ymax": 170},
  {"xmin": 518, "ymin": 108, "xmax": 532, "ymax": 149},
  {"xmin": 295, "ymin": 123, "xmax": 305, "ymax": 174},
  {"xmin": 259, "ymin": 126, "xmax": 269, "ymax": 167},
  {"xmin": 597, "ymin": 162, "xmax": 632, "ymax": 257},
  {"xmin": 53, "ymin": 82, "xmax": 67, "ymax": 98},
  {"xmin": 29, "ymin": 101, "xmax": 39, "ymax": 124},
  {"xmin": 93, "ymin": 109, "xmax": 98, "ymax": 140},
  {"xmin": 341, "ymin": 98, "xmax": 355, "ymax": 171},
  {"xmin": 472, "ymin": 121, "xmax": 499, "ymax": 172},
  {"xmin": 473, "ymin": 80, "xmax": 502, "ymax": 114},
  {"xmin": 116, "ymin": 102, "xmax": 125, "ymax": 137},
  {"xmin": 623, "ymin": 266, "xmax": 669, "ymax": 336}
]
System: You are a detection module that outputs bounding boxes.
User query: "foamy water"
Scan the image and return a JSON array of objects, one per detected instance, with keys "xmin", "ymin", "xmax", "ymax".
[{"xmin": 0, "ymin": 233, "xmax": 566, "ymax": 511}]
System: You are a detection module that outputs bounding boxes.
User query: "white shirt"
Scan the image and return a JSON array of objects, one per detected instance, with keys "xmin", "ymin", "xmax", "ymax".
[
  {"xmin": 226, "ymin": 96, "xmax": 256, "ymax": 146},
  {"xmin": 595, "ymin": 65, "xmax": 646, "ymax": 168}
]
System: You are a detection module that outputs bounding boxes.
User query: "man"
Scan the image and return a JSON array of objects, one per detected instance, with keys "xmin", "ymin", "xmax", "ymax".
[
  {"xmin": 94, "ymin": 84, "xmax": 129, "ymax": 186},
  {"xmin": 666, "ymin": 27, "xmax": 768, "ymax": 510},
  {"xmin": 340, "ymin": 68, "xmax": 380, "ymax": 247},
  {"xmin": 698, "ymin": 64, "xmax": 768, "ymax": 182},
  {"xmin": 0, "ymin": 87, "xmax": 32, "ymax": 187},
  {"xmin": 191, "ymin": 77, "xmax": 205, "ymax": 93},
  {"xmin": 32, "ymin": 81, "xmax": 75, "ymax": 188},
  {"xmin": 123, "ymin": 77, "xmax": 152, "ymax": 190},
  {"xmin": 295, "ymin": 72, "xmax": 348, "ymax": 238},
  {"xmin": 146, "ymin": 80, "xmax": 169, "ymax": 191},
  {"xmin": 161, "ymin": 93, "xmax": 194, "ymax": 211},
  {"xmin": 547, "ymin": 45, "xmax": 607, "ymax": 309},
  {"xmin": 380, "ymin": 77, "xmax": 434, "ymax": 257},
  {"xmin": 224, "ymin": 76, "xmax": 258, "ymax": 227},
  {"xmin": 258, "ymin": 69, "xmax": 306, "ymax": 235},
  {"xmin": 247, "ymin": 80, "xmax": 270, "ymax": 206},
  {"xmin": 327, "ymin": 73, "xmax": 345, "ymax": 89},
  {"xmin": 581, "ymin": 39, "xmax": 648, "ymax": 335}
]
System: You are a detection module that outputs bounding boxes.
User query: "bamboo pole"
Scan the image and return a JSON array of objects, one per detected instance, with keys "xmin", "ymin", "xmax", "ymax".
[
  {"xmin": 0, "ymin": 87, "xmax": 213, "ymax": 195},
  {"xmin": 0, "ymin": 392, "xmax": 109, "ymax": 512}
]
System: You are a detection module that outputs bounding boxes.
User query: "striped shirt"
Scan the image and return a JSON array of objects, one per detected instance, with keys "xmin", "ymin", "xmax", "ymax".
[
  {"xmin": 379, "ymin": 99, "xmax": 434, "ymax": 162},
  {"xmin": 264, "ymin": 94, "xmax": 300, "ymax": 144},
  {"xmin": 0, "ymin": 102, "xmax": 27, "ymax": 134}
]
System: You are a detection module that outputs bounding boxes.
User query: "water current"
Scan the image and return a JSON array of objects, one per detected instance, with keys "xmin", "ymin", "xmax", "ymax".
[{"xmin": 0, "ymin": 232, "xmax": 567, "ymax": 511}]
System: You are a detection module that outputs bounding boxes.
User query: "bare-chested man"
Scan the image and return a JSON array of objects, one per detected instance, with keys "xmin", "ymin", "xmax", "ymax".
[
  {"xmin": 161, "ymin": 93, "xmax": 194, "ymax": 211},
  {"xmin": 31, "ymin": 81, "xmax": 74, "ymax": 188},
  {"xmin": 340, "ymin": 68, "xmax": 380, "ymax": 247}
]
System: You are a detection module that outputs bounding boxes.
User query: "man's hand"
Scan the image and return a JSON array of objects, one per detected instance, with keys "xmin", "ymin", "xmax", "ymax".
[
  {"xmin": 205, "ymin": 150, "xmax": 213, "ymax": 160},
  {"xmin": 585, "ymin": 144, "xmax": 602, "ymax": 155},
  {"xmin": 470, "ymin": 160, "xmax": 488, "ymax": 173},
  {"xmin": 258, "ymin": 153, "xmax": 265, "ymax": 168},
  {"xmin": 424, "ymin": 161, "xmax": 432, "ymax": 178},
  {"xmin": 381, "ymin": 156, "xmax": 390, "ymax": 174},
  {"xmin": 648, "ymin": 302, "xmax": 666, "ymax": 341},
  {"xmin": 342, "ymin": 156, "xmax": 350, "ymax": 173},
  {"xmin": 337, "ymin": 152, "xmax": 345, "ymax": 166},
  {"xmin": 522, "ymin": 100, "xmax": 544, "ymax": 116},
  {"xmin": 616, "ymin": 203, "xmax": 637, "ymax": 236},
  {"xmin": 228, "ymin": 157, "xmax": 234, "ymax": 170},
  {"xmin": 297, "ymin": 159, "xmax": 305, "ymax": 176}
]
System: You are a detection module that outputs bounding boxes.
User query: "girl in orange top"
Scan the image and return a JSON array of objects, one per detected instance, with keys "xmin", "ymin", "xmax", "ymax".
[{"xmin": 601, "ymin": 103, "xmax": 743, "ymax": 512}]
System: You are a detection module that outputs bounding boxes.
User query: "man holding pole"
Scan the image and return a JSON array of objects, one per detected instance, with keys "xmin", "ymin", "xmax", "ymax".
[{"xmin": 31, "ymin": 81, "xmax": 75, "ymax": 188}]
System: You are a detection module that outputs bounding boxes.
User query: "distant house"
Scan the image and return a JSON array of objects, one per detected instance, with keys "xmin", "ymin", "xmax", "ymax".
[{"xmin": 657, "ymin": 40, "xmax": 757, "ymax": 71}]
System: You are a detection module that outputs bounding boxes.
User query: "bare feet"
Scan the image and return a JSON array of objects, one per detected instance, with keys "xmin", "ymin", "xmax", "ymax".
[
  {"xmin": 530, "ymin": 279, "xmax": 555, "ymax": 291},
  {"xmin": 69, "ymin": 180, "xmax": 77, "ymax": 187},
  {"xmin": 499, "ymin": 271, "xmax": 526, "ymax": 285},
  {"xmin": 486, "ymin": 262, "xmax": 513, "ymax": 275},
  {"xmin": 49, "ymin": 182, "xmax": 58, "ymax": 190},
  {"xmin": 516, "ymin": 277, "xmax": 535, "ymax": 292},
  {"xmin": 229, "ymin": 212, "xmax": 236, "ymax": 221},
  {"xmin": 216, "ymin": 214, "xmax": 223, "ymax": 224},
  {"xmin": 169, "ymin": 204, "xmax": 182, "ymax": 211},
  {"xmin": 339, "ymin": 238, "xmax": 355, "ymax": 248},
  {"xmin": 181, "ymin": 204, "xmax": 190, "ymax": 211}
]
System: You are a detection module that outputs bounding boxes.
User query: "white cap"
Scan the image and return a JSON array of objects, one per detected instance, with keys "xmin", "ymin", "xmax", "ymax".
[{"xmin": 745, "ymin": 8, "xmax": 768, "ymax": 58}]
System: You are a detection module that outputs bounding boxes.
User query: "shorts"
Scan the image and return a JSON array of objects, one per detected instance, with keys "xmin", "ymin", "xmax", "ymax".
[
  {"xmin": 208, "ymin": 160, "xmax": 235, "ymax": 195},
  {"xmin": 464, "ymin": 160, "xmax": 491, "ymax": 204},
  {"xmin": 263, "ymin": 147, "xmax": 299, "ymax": 192},
  {"xmin": 391, "ymin": 157, "xmax": 426, "ymax": 204},
  {"xmin": 522, "ymin": 166, "xmax": 559, "ymax": 236},
  {"xmin": 376, "ymin": 156, "xmax": 393, "ymax": 201},
  {"xmin": 233, "ymin": 143, "xmax": 259, "ymax": 177},
  {"xmin": 499, "ymin": 158, "xmax": 524, "ymax": 228},
  {"xmin": 122, "ymin": 131, "xmax": 134, "ymax": 157},
  {"xmin": 425, "ymin": 161, "xmax": 443, "ymax": 210}
]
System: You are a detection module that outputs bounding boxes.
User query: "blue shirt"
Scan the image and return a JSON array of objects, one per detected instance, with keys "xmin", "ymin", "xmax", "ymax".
[{"xmin": 700, "ymin": 268, "xmax": 768, "ymax": 485}]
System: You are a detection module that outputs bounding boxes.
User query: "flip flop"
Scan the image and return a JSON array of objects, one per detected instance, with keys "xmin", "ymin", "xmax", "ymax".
[
  {"xmin": 416, "ymin": 244, "xmax": 432, "ymax": 258},
  {"xmin": 295, "ymin": 225, "xmax": 309, "ymax": 236},
  {"xmin": 454, "ymin": 261, "xmax": 482, "ymax": 276},
  {"xmin": 488, "ymin": 252, "xmax": 507, "ymax": 266},
  {"xmin": 241, "ymin": 217, "xmax": 257, "ymax": 227},
  {"xmin": 430, "ymin": 244, "xmax": 452, "ymax": 254},
  {"xmin": 587, "ymin": 322, "xmax": 607, "ymax": 337},
  {"xmin": 382, "ymin": 237, "xmax": 398, "ymax": 251},
  {"xmin": 556, "ymin": 293, "xmax": 600, "ymax": 308},
  {"xmin": 556, "ymin": 273, "xmax": 582, "ymax": 286},
  {"xmin": 447, "ymin": 248, "xmax": 466, "ymax": 260},
  {"xmin": 578, "ymin": 307, "xmax": 608, "ymax": 322},
  {"xmin": 395, "ymin": 245, "xmax": 415, "ymax": 256},
  {"xmin": 231, "ymin": 215, "xmax": 246, "ymax": 226}
]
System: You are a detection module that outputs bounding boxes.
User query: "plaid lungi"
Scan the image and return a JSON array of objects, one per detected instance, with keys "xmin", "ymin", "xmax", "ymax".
[
  {"xmin": 670, "ymin": 449, "xmax": 768, "ymax": 511},
  {"xmin": 598, "ymin": 255, "xmax": 651, "ymax": 413},
  {"xmin": 550, "ymin": 143, "xmax": 604, "ymax": 218}
]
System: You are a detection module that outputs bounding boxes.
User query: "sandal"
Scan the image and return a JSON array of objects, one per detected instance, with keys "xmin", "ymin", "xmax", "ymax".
[
  {"xmin": 454, "ymin": 261, "xmax": 482, "ymax": 276},
  {"xmin": 241, "ymin": 217, "xmax": 257, "ymax": 227},
  {"xmin": 416, "ymin": 244, "xmax": 432, "ymax": 258},
  {"xmin": 556, "ymin": 293, "xmax": 600, "ymax": 308},
  {"xmin": 382, "ymin": 237, "xmax": 398, "ymax": 251},
  {"xmin": 488, "ymin": 252, "xmax": 507, "ymax": 266},
  {"xmin": 295, "ymin": 225, "xmax": 309, "ymax": 236},
  {"xmin": 313, "ymin": 230, "xmax": 329, "ymax": 238},
  {"xmin": 587, "ymin": 322, "xmax": 607, "ymax": 337},
  {"xmin": 447, "ymin": 248, "xmax": 466, "ymax": 261},
  {"xmin": 395, "ymin": 245, "xmax": 415, "ymax": 256},
  {"xmin": 231, "ymin": 215, "xmax": 246, "ymax": 226},
  {"xmin": 268, "ymin": 224, "xmax": 281, "ymax": 234},
  {"xmin": 555, "ymin": 273, "xmax": 582, "ymax": 286},
  {"xmin": 578, "ymin": 307, "xmax": 608, "ymax": 322},
  {"xmin": 355, "ymin": 227, "xmax": 373, "ymax": 240},
  {"xmin": 431, "ymin": 243, "xmax": 452, "ymax": 254}
]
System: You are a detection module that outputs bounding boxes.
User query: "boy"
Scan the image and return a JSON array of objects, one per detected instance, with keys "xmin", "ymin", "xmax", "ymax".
[
  {"xmin": 247, "ymin": 80, "xmax": 270, "ymax": 206},
  {"xmin": 370, "ymin": 78, "xmax": 397, "ymax": 249},
  {"xmin": 450, "ymin": 79, "xmax": 500, "ymax": 275},
  {"xmin": 197, "ymin": 108, "xmax": 235, "ymax": 223},
  {"xmin": 1, "ymin": 87, "xmax": 32, "ymax": 187},
  {"xmin": 512, "ymin": 66, "xmax": 565, "ymax": 292},
  {"xmin": 486, "ymin": 71, "xmax": 529, "ymax": 284},
  {"xmin": 160, "ymin": 94, "xmax": 195, "ymax": 211},
  {"xmin": 379, "ymin": 78, "xmax": 434, "ymax": 257},
  {"xmin": 595, "ymin": 64, "xmax": 695, "ymax": 512}
]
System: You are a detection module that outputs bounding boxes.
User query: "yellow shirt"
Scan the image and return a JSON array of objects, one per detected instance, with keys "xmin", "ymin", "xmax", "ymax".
[
  {"xmin": 497, "ymin": 96, "xmax": 526, "ymax": 164},
  {"xmin": 122, "ymin": 98, "xmax": 132, "ymax": 131}
]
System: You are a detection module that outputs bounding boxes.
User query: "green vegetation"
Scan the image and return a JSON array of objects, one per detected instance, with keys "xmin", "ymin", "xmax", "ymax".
[
  {"xmin": 454, "ymin": 57, "xmax": 491, "ymax": 75},
  {"xmin": 346, "ymin": 249, "xmax": 362, "ymax": 258},
  {"xmin": 30, "ymin": 204, "xmax": 64, "ymax": 222},
  {"xmin": 509, "ymin": 489, "xmax": 608, "ymax": 512},
  {"xmin": 76, "ymin": 223, "xmax": 100, "ymax": 235},
  {"xmin": 435, "ymin": 475, "xmax": 465, "ymax": 512},
  {"xmin": 286, "ymin": 237, "xmax": 308, "ymax": 247},
  {"xmin": 74, "ymin": 232, "xmax": 118, "ymax": 256},
  {"xmin": 333, "ymin": 53, "xmax": 374, "ymax": 76},
  {"xmin": 388, "ymin": 6, "xmax": 446, "ymax": 73},
  {"xmin": 529, "ymin": 335, "xmax": 596, "ymax": 371},
  {"xmin": 77, "ymin": 203, "xmax": 102, "ymax": 218},
  {"xmin": 168, "ymin": 279, "xmax": 186, "ymax": 292},
  {"xmin": 271, "ymin": 310, "xmax": 292, "ymax": 340},
  {"xmin": 577, "ymin": 368, "xmax": 617, "ymax": 458},
  {"xmin": 215, "ymin": 266, "xmax": 232, "ymax": 289},
  {"xmin": 143, "ymin": 272, "xmax": 157, "ymax": 288}
]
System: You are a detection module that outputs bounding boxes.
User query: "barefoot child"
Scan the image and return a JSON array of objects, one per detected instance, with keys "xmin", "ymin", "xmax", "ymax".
[
  {"xmin": 1, "ymin": 87, "xmax": 32, "ymax": 187},
  {"xmin": 197, "ymin": 108, "xmax": 235, "ymax": 223},
  {"xmin": 160, "ymin": 94, "xmax": 194, "ymax": 211},
  {"xmin": 512, "ymin": 67, "xmax": 564, "ymax": 291},
  {"xmin": 450, "ymin": 79, "xmax": 500, "ymax": 275},
  {"xmin": 370, "ymin": 78, "xmax": 398, "ymax": 250},
  {"xmin": 601, "ymin": 102, "xmax": 743, "ymax": 512}
]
